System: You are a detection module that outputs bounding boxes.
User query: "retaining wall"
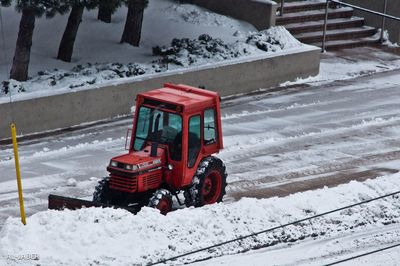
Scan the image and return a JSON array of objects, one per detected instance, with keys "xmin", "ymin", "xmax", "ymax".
[
  {"xmin": 182, "ymin": 0, "xmax": 278, "ymax": 30},
  {"xmin": 0, "ymin": 46, "xmax": 320, "ymax": 140}
]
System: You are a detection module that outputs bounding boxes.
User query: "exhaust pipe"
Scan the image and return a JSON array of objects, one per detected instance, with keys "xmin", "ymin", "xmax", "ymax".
[{"xmin": 151, "ymin": 114, "xmax": 161, "ymax": 157}]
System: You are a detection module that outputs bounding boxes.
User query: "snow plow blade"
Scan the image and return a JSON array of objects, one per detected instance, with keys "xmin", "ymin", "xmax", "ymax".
[{"xmin": 48, "ymin": 194, "xmax": 139, "ymax": 213}]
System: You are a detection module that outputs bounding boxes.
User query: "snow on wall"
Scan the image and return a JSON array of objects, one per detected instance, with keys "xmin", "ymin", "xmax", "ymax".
[
  {"xmin": 1, "ymin": 173, "xmax": 400, "ymax": 265},
  {"xmin": 0, "ymin": 0, "xmax": 304, "ymax": 102},
  {"xmin": 0, "ymin": 26, "xmax": 304, "ymax": 102}
]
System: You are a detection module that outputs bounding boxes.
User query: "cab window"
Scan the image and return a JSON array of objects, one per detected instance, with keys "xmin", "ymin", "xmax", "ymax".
[
  {"xmin": 188, "ymin": 115, "xmax": 201, "ymax": 168},
  {"xmin": 133, "ymin": 106, "xmax": 182, "ymax": 161},
  {"xmin": 204, "ymin": 108, "xmax": 217, "ymax": 145}
]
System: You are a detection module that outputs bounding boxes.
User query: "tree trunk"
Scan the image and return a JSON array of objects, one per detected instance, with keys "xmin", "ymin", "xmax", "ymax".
[
  {"xmin": 10, "ymin": 8, "xmax": 36, "ymax": 81},
  {"xmin": 98, "ymin": 1, "xmax": 112, "ymax": 23},
  {"xmin": 120, "ymin": 1, "xmax": 145, "ymax": 47},
  {"xmin": 57, "ymin": 5, "xmax": 84, "ymax": 62}
]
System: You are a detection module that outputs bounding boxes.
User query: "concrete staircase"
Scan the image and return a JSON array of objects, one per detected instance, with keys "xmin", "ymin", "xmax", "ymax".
[{"xmin": 276, "ymin": 1, "xmax": 381, "ymax": 49}]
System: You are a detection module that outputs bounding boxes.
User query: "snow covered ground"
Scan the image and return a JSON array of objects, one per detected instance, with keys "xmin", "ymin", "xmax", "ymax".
[
  {"xmin": 1, "ymin": 48, "xmax": 400, "ymax": 265},
  {"xmin": 1, "ymin": 172, "xmax": 400, "ymax": 265},
  {"xmin": 0, "ymin": 0, "xmax": 254, "ymax": 76},
  {"xmin": 281, "ymin": 48, "xmax": 400, "ymax": 87},
  {"xmin": 0, "ymin": 0, "xmax": 304, "ymax": 102},
  {"xmin": 1, "ymin": 0, "xmax": 400, "ymax": 264}
]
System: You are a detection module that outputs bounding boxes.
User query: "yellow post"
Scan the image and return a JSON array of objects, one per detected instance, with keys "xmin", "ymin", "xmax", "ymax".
[{"xmin": 11, "ymin": 123, "xmax": 26, "ymax": 225}]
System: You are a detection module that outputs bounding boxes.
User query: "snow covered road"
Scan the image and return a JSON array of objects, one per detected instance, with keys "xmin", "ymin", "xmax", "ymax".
[{"xmin": 1, "ymin": 64, "xmax": 400, "ymax": 228}]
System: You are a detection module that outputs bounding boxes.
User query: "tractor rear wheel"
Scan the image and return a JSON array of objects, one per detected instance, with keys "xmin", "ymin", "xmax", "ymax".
[
  {"xmin": 184, "ymin": 156, "xmax": 227, "ymax": 207},
  {"xmin": 148, "ymin": 189, "xmax": 173, "ymax": 215}
]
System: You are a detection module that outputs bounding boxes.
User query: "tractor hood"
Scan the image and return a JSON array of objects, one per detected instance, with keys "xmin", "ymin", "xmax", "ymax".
[{"xmin": 108, "ymin": 146, "xmax": 165, "ymax": 173}]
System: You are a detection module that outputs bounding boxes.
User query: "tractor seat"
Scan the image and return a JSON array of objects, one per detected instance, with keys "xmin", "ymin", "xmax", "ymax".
[{"xmin": 160, "ymin": 126, "xmax": 178, "ymax": 144}]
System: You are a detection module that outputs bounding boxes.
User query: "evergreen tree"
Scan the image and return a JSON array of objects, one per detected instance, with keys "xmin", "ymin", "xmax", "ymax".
[
  {"xmin": 10, "ymin": 6, "xmax": 35, "ymax": 81},
  {"xmin": 0, "ymin": 0, "xmax": 11, "ymax": 7},
  {"xmin": 120, "ymin": 0, "xmax": 148, "ymax": 47},
  {"xmin": 97, "ymin": 0, "xmax": 120, "ymax": 23},
  {"xmin": 57, "ymin": 0, "xmax": 97, "ymax": 62},
  {"xmin": 9, "ymin": 0, "xmax": 69, "ymax": 81}
]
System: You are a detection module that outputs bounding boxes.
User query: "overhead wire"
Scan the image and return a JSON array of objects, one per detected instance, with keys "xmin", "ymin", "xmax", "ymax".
[
  {"xmin": 324, "ymin": 242, "xmax": 400, "ymax": 265},
  {"xmin": 148, "ymin": 190, "xmax": 400, "ymax": 265}
]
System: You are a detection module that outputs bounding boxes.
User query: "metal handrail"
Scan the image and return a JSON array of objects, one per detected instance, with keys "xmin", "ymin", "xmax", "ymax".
[
  {"xmin": 380, "ymin": 0, "xmax": 389, "ymax": 42},
  {"xmin": 280, "ymin": 0, "xmax": 284, "ymax": 16},
  {"xmin": 322, "ymin": 0, "xmax": 400, "ymax": 52},
  {"xmin": 330, "ymin": 0, "xmax": 400, "ymax": 21}
]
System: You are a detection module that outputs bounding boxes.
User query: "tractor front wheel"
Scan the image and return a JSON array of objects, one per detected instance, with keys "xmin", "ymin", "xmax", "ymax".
[
  {"xmin": 184, "ymin": 156, "xmax": 227, "ymax": 207},
  {"xmin": 148, "ymin": 189, "xmax": 173, "ymax": 215},
  {"xmin": 93, "ymin": 177, "xmax": 114, "ymax": 204}
]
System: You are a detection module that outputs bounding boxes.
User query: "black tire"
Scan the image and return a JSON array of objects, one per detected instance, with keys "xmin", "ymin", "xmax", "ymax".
[
  {"xmin": 93, "ymin": 177, "xmax": 113, "ymax": 204},
  {"xmin": 148, "ymin": 189, "xmax": 173, "ymax": 215},
  {"xmin": 184, "ymin": 156, "xmax": 227, "ymax": 207}
]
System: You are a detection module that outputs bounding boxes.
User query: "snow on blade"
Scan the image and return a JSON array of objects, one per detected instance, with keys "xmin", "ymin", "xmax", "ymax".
[{"xmin": 1, "ymin": 173, "xmax": 400, "ymax": 265}]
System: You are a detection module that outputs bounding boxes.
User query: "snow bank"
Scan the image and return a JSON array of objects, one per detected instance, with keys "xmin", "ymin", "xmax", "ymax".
[
  {"xmin": 0, "ymin": 0, "xmax": 255, "ymax": 79},
  {"xmin": 1, "ymin": 173, "xmax": 400, "ymax": 265},
  {"xmin": 0, "ymin": 0, "xmax": 256, "ymax": 99},
  {"xmin": 0, "ymin": 27, "xmax": 302, "ymax": 100},
  {"xmin": 0, "ymin": 0, "xmax": 304, "ymax": 101},
  {"xmin": 246, "ymin": 27, "xmax": 303, "ymax": 51}
]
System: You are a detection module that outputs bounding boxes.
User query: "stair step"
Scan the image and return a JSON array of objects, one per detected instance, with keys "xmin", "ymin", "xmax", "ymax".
[
  {"xmin": 294, "ymin": 26, "xmax": 377, "ymax": 43},
  {"xmin": 278, "ymin": 1, "xmax": 335, "ymax": 13},
  {"xmin": 285, "ymin": 17, "xmax": 365, "ymax": 34},
  {"xmin": 276, "ymin": 7, "xmax": 354, "ymax": 25},
  {"xmin": 310, "ymin": 37, "xmax": 381, "ymax": 49}
]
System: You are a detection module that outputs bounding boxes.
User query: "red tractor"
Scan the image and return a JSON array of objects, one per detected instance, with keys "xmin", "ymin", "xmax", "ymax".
[{"xmin": 49, "ymin": 83, "xmax": 227, "ymax": 214}]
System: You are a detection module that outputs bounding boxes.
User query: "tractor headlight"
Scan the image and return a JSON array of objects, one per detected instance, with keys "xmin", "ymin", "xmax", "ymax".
[
  {"xmin": 125, "ymin": 164, "xmax": 138, "ymax": 171},
  {"xmin": 167, "ymin": 164, "xmax": 173, "ymax": 171},
  {"xmin": 110, "ymin": 160, "xmax": 118, "ymax": 167}
]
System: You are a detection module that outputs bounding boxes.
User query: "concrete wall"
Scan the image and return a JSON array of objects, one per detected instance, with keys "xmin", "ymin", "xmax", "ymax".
[
  {"xmin": 340, "ymin": 0, "xmax": 400, "ymax": 44},
  {"xmin": 182, "ymin": 0, "xmax": 277, "ymax": 30},
  {"xmin": 0, "ymin": 46, "xmax": 320, "ymax": 140}
]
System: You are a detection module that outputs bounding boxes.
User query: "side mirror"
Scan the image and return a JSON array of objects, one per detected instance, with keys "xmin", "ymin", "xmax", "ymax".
[{"xmin": 125, "ymin": 128, "xmax": 132, "ymax": 150}]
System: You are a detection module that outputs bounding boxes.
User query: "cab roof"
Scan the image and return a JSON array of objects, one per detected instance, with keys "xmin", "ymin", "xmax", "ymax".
[{"xmin": 138, "ymin": 83, "xmax": 220, "ymax": 111}]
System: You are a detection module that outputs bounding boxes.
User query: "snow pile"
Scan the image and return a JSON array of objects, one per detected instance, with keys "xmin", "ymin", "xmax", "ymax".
[
  {"xmin": 164, "ymin": 3, "xmax": 247, "ymax": 29},
  {"xmin": 153, "ymin": 27, "xmax": 300, "ymax": 67},
  {"xmin": 152, "ymin": 34, "xmax": 254, "ymax": 67},
  {"xmin": 1, "ymin": 173, "xmax": 400, "ymax": 265},
  {"xmin": 382, "ymin": 33, "xmax": 399, "ymax": 47},
  {"xmin": 2, "ymin": 63, "xmax": 158, "ymax": 94},
  {"xmin": 246, "ymin": 26, "xmax": 303, "ymax": 52},
  {"xmin": 1, "ymin": 27, "xmax": 302, "ymax": 98},
  {"xmin": 66, "ymin": 178, "xmax": 77, "ymax": 187}
]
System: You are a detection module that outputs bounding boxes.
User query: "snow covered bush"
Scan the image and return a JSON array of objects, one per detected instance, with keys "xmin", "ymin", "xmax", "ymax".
[
  {"xmin": 152, "ymin": 34, "xmax": 249, "ymax": 67},
  {"xmin": 246, "ymin": 27, "xmax": 303, "ymax": 52}
]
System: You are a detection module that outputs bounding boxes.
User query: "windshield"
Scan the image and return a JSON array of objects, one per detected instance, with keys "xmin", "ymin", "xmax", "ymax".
[{"xmin": 133, "ymin": 106, "xmax": 182, "ymax": 161}]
